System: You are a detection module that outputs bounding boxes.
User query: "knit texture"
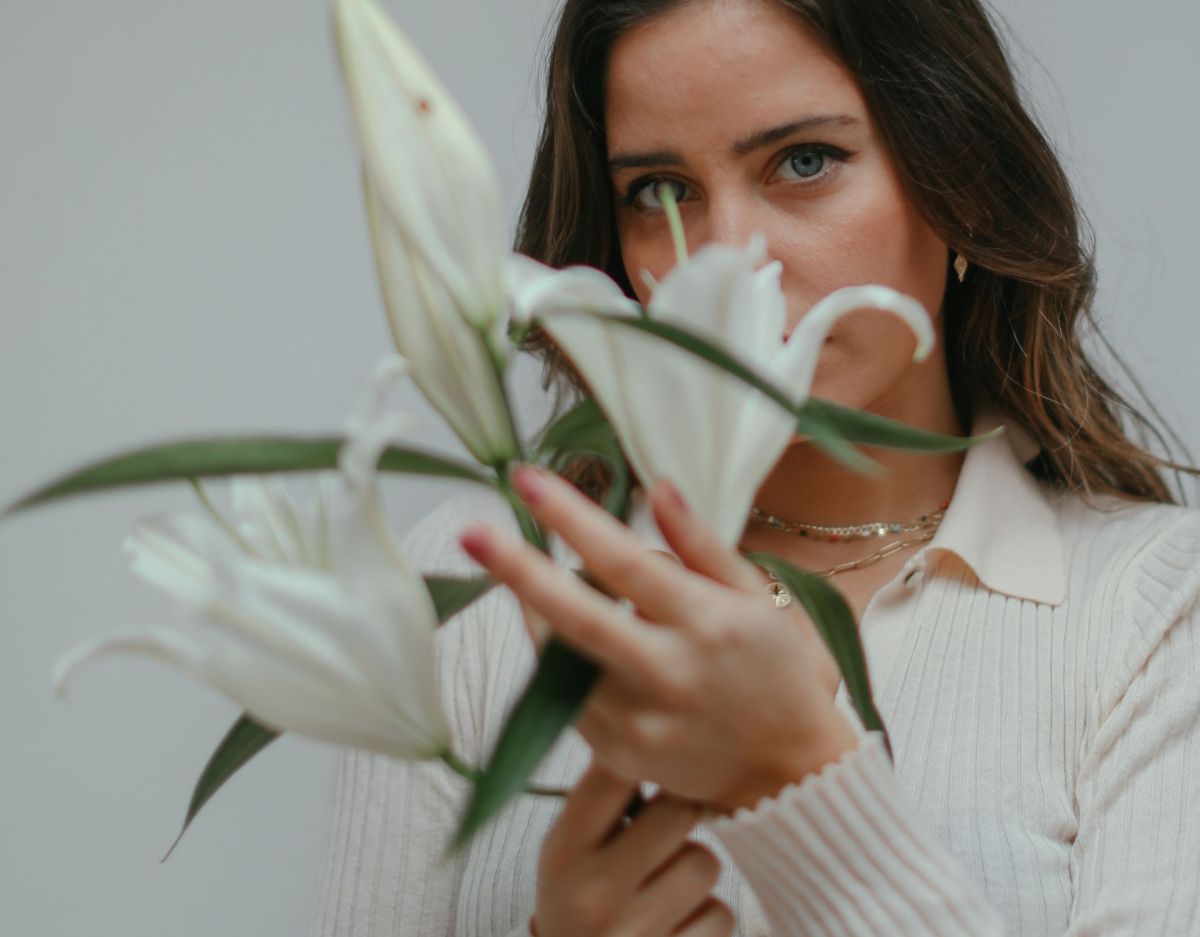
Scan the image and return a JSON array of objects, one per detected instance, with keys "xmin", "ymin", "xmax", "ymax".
[{"xmin": 306, "ymin": 465, "xmax": 1200, "ymax": 936}]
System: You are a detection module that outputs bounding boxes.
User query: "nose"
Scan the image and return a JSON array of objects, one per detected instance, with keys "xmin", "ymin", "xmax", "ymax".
[
  {"xmin": 695, "ymin": 191, "xmax": 778, "ymax": 274},
  {"xmin": 701, "ymin": 191, "xmax": 761, "ymax": 251}
]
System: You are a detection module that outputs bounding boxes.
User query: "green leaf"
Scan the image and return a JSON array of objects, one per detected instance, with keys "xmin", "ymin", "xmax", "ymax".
[
  {"xmin": 803, "ymin": 399, "xmax": 1005, "ymax": 453},
  {"xmin": 161, "ymin": 714, "xmax": 279, "ymax": 862},
  {"xmin": 794, "ymin": 407, "xmax": 884, "ymax": 476},
  {"xmin": 576, "ymin": 313, "xmax": 798, "ymax": 414},
  {"xmin": 3, "ymin": 436, "xmax": 492, "ymax": 516},
  {"xmin": 450, "ymin": 637, "xmax": 599, "ymax": 850},
  {"xmin": 743, "ymin": 552, "xmax": 893, "ymax": 760},
  {"xmin": 534, "ymin": 397, "xmax": 632, "ymax": 519},
  {"xmin": 425, "ymin": 574, "xmax": 496, "ymax": 624}
]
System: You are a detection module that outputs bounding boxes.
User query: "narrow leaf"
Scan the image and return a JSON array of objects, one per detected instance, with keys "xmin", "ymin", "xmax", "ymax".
[
  {"xmin": 4, "ymin": 436, "xmax": 491, "ymax": 516},
  {"xmin": 804, "ymin": 399, "xmax": 1005, "ymax": 453},
  {"xmin": 743, "ymin": 552, "xmax": 893, "ymax": 760},
  {"xmin": 451, "ymin": 637, "xmax": 598, "ymax": 850},
  {"xmin": 570, "ymin": 313, "xmax": 797, "ymax": 414},
  {"xmin": 794, "ymin": 408, "xmax": 883, "ymax": 476},
  {"xmin": 425, "ymin": 574, "xmax": 496, "ymax": 624},
  {"xmin": 162, "ymin": 714, "xmax": 279, "ymax": 862}
]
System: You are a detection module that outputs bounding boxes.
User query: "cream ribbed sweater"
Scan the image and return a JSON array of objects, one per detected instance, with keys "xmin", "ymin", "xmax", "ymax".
[{"xmin": 307, "ymin": 413, "xmax": 1200, "ymax": 936}]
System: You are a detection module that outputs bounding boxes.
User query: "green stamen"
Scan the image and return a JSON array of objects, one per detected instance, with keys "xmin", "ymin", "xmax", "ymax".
[{"xmin": 656, "ymin": 183, "xmax": 689, "ymax": 268}]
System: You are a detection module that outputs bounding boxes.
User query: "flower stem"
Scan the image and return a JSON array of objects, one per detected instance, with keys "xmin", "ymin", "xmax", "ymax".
[
  {"xmin": 440, "ymin": 748, "xmax": 481, "ymax": 783},
  {"xmin": 495, "ymin": 462, "xmax": 550, "ymax": 555},
  {"xmin": 478, "ymin": 320, "xmax": 525, "ymax": 466},
  {"xmin": 439, "ymin": 749, "xmax": 567, "ymax": 798}
]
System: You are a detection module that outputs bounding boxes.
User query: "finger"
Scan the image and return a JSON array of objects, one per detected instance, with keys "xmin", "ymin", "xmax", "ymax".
[
  {"xmin": 459, "ymin": 522, "xmax": 669, "ymax": 680},
  {"xmin": 673, "ymin": 897, "xmax": 736, "ymax": 936},
  {"xmin": 650, "ymin": 478, "xmax": 763, "ymax": 592},
  {"xmin": 602, "ymin": 794, "xmax": 706, "ymax": 884},
  {"xmin": 509, "ymin": 464, "xmax": 704, "ymax": 623},
  {"xmin": 550, "ymin": 755, "xmax": 641, "ymax": 854},
  {"xmin": 517, "ymin": 597, "xmax": 551, "ymax": 651},
  {"xmin": 620, "ymin": 842, "xmax": 723, "ymax": 933}
]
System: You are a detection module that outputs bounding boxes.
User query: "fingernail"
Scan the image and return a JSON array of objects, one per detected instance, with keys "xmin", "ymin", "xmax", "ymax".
[
  {"xmin": 663, "ymin": 479, "xmax": 689, "ymax": 513},
  {"xmin": 459, "ymin": 525, "xmax": 494, "ymax": 563},
  {"xmin": 512, "ymin": 464, "xmax": 547, "ymax": 504}
]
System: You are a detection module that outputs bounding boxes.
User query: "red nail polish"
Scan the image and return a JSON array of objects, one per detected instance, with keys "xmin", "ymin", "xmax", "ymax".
[
  {"xmin": 512, "ymin": 464, "xmax": 546, "ymax": 504},
  {"xmin": 459, "ymin": 527, "xmax": 494, "ymax": 563},
  {"xmin": 664, "ymin": 479, "xmax": 689, "ymax": 513}
]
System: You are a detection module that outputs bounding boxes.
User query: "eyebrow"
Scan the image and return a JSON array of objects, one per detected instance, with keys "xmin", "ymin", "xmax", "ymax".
[{"xmin": 607, "ymin": 114, "xmax": 861, "ymax": 173}]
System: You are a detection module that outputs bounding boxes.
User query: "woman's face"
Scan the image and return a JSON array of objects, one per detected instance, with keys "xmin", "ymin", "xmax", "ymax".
[{"xmin": 604, "ymin": 0, "xmax": 950, "ymax": 410}]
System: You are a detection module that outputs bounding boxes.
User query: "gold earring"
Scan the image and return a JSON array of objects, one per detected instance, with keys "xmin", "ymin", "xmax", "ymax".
[{"xmin": 953, "ymin": 252, "xmax": 969, "ymax": 283}]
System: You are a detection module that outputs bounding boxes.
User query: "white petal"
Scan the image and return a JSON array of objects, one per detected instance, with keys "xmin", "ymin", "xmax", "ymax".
[
  {"xmin": 122, "ymin": 514, "xmax": 233, "ymax": 602},
  {"xmin": 507, "ymin": 255, "xmax": 640, "ymax": 321},
  {"xmin": 538, "ymin": 310, "xmax": 754, "ymax": 543},
  {"xmin": 231, "ymin": 477, "xmax": 328, "ymax": 568},
  {"xmin": 649, "ymin": 235, "xmax": 782, "ymax": 362},
  {"xmin": 52, "ymin": 626, "xmax": 447, "ymax": 759}
]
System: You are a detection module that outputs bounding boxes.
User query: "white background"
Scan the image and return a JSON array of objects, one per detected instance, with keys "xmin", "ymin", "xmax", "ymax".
[{"xmin": 1, "ymin": 1, "xmax": 1196, "ymax": 934}]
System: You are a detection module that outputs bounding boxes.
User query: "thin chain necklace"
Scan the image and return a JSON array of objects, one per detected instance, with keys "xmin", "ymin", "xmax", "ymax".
[
  {"xmin": 744, "ymin": 499, "xmax": 950, "ymax": 607},
  {"xmin": 748, "ymin": 500, "xmax": 949, "ymax": 541}
]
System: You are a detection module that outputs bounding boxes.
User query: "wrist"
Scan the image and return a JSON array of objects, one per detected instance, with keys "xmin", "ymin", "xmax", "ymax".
[{"xmin": 714, "ymin": 710, "xmax": 861, "ymax": 814}]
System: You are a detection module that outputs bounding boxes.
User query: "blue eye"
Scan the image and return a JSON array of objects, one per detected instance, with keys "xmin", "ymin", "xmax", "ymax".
[
  {"xmin": 775, "ymin": 144, "xmax": 848, "ymax": 185},
  {"xmin": 788, "ymin": 149, "xmax": 826, "ymax": 178}
]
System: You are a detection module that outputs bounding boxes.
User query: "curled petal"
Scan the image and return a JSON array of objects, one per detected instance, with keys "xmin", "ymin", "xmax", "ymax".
[
  {"xmin": 506, "ymin": 254, "xmax": 641, "ymax": 322},
  {"xmin": 777, "ymin": 285, "xmax": 935, "ymax": 404}
]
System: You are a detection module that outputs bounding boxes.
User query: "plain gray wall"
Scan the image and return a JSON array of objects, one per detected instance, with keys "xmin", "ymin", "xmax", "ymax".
[{"xmin": 2, "ymin": 1, "xmax": 1196, "ymax": 934}]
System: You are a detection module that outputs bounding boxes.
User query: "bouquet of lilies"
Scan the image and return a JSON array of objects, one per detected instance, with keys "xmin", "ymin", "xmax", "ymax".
[{"xmin": 5, "ymin": 0, "xmax": 997, "ymax": 856}]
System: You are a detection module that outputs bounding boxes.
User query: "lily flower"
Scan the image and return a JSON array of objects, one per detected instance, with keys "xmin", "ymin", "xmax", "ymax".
[
  {"xmin": 51, "ymin": 360, "xmax": 452, "ymax": 762},
  {"xmin": 334, "ymin": 0, "xmax": 518, "ymax": 465},
  {"xmin": 509, "ymin": 236, "xmax": 935, "ymax": 545}
]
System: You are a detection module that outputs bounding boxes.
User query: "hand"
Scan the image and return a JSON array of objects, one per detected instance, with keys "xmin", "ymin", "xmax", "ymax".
[
  {"xmin": 459, "ymin": 464, "xmax": 861, "ymax": 814},
  {"xmin": 532, "ymin": 754, "xmax": 733, "ymax": 937}
]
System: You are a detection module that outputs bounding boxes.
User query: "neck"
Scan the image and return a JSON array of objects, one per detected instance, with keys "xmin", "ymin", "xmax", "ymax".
[{"xmin": 737, "ymin": 369, "xmax": 969, "ymax": 569}]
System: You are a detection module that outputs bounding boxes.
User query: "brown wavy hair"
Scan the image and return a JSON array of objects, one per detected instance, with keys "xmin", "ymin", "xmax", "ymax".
[{"xmin": 514, "ymin": 0, "xmax": 1197, "ymax": 506}]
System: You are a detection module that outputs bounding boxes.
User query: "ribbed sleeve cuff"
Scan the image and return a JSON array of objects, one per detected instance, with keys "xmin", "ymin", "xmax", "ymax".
[
  {"xmin": 506, "ymin": 918, "xmax": 535, "ymax": 937},
  {"xmin": 705, "ymin": 731, "xmax": 1004, "ymax": 935}
]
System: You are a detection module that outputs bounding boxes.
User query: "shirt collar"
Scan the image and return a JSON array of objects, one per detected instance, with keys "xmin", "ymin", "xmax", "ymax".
[
  {"xmin": 625, "ymin": 407, "xmax": 1067, "ymax": 608},
  {"xmin": 922, "ymin": 407, "xmax": 1066, "ymax": 606}
]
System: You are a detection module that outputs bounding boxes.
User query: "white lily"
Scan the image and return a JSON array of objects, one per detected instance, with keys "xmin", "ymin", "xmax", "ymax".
[
  {"xmin": 52, "ymin": 361, "xmax": 452, "ymax": 762},
  {"xmin": 334, "ymin": 0, "xmax": 518, "ymax": 466},
  {"xmin": 509, "ymin": 236, "xmax": 935, "ymax": 545}
]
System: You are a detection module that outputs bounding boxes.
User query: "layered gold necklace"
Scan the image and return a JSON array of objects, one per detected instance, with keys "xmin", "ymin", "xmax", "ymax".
[{"xmin": 743, "ymin": 499, "xmax": 950, "ymax": 607}]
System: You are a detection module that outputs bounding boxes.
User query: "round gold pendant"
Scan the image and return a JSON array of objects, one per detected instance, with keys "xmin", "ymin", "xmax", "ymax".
[{"xmin": 765, "ymin": 569, "xmax": 791, "ymax": 608}]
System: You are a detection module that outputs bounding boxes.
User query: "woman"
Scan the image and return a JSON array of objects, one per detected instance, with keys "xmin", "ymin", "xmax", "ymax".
[{"xmin": 309, "ymin": 1, "xmax": 1200, "ymax": 935}]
